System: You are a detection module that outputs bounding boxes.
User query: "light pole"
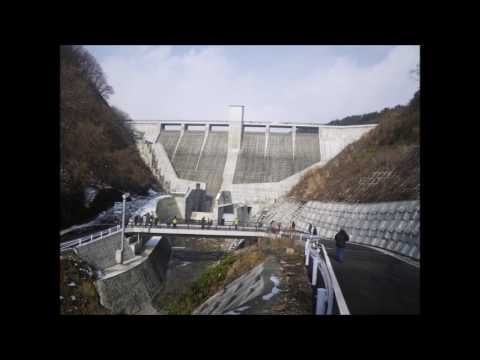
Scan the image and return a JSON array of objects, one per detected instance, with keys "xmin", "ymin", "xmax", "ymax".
[{"xmin": 119, "ymin": 192, "xmax": 129, "ymax": 264}]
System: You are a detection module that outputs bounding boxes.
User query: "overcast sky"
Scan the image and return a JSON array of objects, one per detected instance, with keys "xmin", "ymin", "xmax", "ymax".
[{"xmin": 84, "ymin": 45, "xmax": 419, "ymax": 123}]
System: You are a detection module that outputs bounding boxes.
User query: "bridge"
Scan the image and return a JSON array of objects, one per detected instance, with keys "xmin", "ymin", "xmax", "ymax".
[
  {"xmin": 60, "ymin": 222, "xmax": 269, "ymax": 251},
  {"xmin": 125, "ymin": 223, "xmax": 268, "ymax": 238}
]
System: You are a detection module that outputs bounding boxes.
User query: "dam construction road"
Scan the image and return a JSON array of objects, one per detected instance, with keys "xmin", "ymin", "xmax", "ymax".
[{"xmin": 318, "ymin": 239, "xmax": 420, "ymax": 314}]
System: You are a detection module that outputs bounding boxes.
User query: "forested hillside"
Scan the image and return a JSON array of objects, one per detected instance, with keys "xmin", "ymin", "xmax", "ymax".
[
  {"xmin": 290, "ymin": 91, "xmax": 419, "ymax": 202},
  {"xmin": 326, "ymin": 105, "xmax": 404, "ymax": 126},
  {"xmin": 60, "ymin": 46, "xmax": 157, "ymax": 229}
]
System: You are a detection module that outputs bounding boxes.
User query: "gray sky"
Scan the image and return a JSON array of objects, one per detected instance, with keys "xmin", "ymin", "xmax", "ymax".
[{"xmin": 85, "ymin": 45, "xmax": 419, "ymax": 123}]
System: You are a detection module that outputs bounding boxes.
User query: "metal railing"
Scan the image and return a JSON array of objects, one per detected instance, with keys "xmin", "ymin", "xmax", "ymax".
[
  {"xmin": 303, "ymin": 235, "xmax": 350, "ymax": 315},
  {"xmin": 125, "ymin": 221, "xmax": 268, "ymax": 233},
  {"xmin": 60, "ymin": 224, "xmax": 122, "ymax": 251}
]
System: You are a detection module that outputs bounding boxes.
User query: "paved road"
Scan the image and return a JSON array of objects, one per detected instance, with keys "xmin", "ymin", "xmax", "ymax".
[{"xmin": 319, "ymin": 240, "xmax": 420, "ymax": 314}]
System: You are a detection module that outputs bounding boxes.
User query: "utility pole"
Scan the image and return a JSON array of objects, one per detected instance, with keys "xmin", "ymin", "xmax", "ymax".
[{"xmin": 117, "ymin": 192, "xmax": 129, "ymax": 264}]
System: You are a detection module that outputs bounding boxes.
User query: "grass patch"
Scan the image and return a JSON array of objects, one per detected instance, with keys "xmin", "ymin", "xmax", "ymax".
[
  {"xmin": 164, "ymin": 246, "xmax": 268, "ymax": 315},
  {"xmin": 164, "ymin": 253, "xmax": 237, "ymax": 315}
]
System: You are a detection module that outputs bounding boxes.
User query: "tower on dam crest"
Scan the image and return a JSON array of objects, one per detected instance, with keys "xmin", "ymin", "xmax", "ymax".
[{"xmin": 228, "ymin": 105, "xmax": 244, "ymax": 150}]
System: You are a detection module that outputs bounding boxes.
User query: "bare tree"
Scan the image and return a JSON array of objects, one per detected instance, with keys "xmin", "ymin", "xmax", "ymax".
[
  {"xmin": 62, "ymin": 45, "xmax": 113, "ymax": 100},
  {"xmin": 112, "ymin": 106, "xmax": 131, "ymax": 121}
]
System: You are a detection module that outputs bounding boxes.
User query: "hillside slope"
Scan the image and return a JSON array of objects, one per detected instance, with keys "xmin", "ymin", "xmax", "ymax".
[
  {"xmin": 290, "ymin": 91, "xmax": 419, "ymax": 203},
  {"xmin": 60, "ymin": 46, "xmax": 157, "ymax": 228}
]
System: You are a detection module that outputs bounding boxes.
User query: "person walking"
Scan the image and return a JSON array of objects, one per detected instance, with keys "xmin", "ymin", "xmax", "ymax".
[
  {"xmin": 172, "ymin": 216, "xmax": 177, "ymax": 228},
  {"xmin": 308, "ymin": 223, "xmax": 312, "ymax": 234},
  {"xmin": 334, "ymin": 228, "xmax": 349, "ymax": 262},
  {"xmin": 290, "ymin": 221, "xmax": 296, "ymax": 240},
  {"xmin": 313, "ymin": 226, "xmax": 318, "ymax": 236},
  {"xmin": 234, "ymin": 217, "xmax": 239, "ymax": 230},
  {"xmin": 201, "ymin": 217, "xmax": 206, "ymax": 229}
]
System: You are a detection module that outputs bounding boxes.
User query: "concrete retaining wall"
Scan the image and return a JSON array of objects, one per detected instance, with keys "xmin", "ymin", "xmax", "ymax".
[
  {"xmin": 156, "ymin": 196, "xmax": 182, "ymax": 221},
  {"xmin": 193, "ymin": 256, "xmax": 282, "ymax": 315},
  {"xmin": 95, "ymin": 237, "xmax": 172, "ymax": 314},
  {"xmin": 263, "ymin": 199, "xmax": 420, "ymax": 260},
  {"xmin": 75, "ymin": 233, "xmax": 135, "ymax": 270}
]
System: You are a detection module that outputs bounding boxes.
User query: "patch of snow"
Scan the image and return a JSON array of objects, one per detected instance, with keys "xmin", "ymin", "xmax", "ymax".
[
  {"xmin": 145, "ymin": 236, "xmax": 162, "ymax": 247},
  {"xmin": 71, "ymin": 296, "xmax": 76, "ymax": 301},
  {"xmin": 67, "ymin": 282, "xmax": 76, "ymax": 287},
  {"xmin": 224, "ymin": 306, "xmax": 250, "ymax": 315},
  {"xmin": 60, "ymin": 296, "xmax": 64, "ymax": 300},
  {"xmin": 262, "ymin": 276, "xmax": 281, "ymax": 301},
  {"xmin": 148, "ymin": 189, "xmax": 158, "ymax": 196},
  {"xmin": 60, "ymin": 219, "xmax": 97, "ymax": 236},
  {"xmin": 132, "ymin": 194, "xmax": 171, "ymax": 217},
  {"xmin": 179, "ymin": 261, "xmax": 191, "ymax": 267},
  {"xmin": 84, "ymin": 187, "xmax": 98, "ymax": 208},
  {"xmin": 61, "ymin": 190, "xmax": 165, "ymax": 236}
]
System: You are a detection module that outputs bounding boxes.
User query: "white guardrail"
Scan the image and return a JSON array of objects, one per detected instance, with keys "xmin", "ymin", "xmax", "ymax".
[
  {"xmin": 303, "ymin": 234, "xmax": 350, "ymax": 315},
  {"xmin": 60, "ymin": 224, "xmax": 122, "ymax": 251}
]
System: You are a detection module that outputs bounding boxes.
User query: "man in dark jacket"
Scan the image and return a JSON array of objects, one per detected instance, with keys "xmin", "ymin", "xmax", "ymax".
[
  {"xmin": 313, "ymin": 227, "xmax": 318, "ymax": 236},
  {"xmin": 334, "ymin": 228, "xmax": 349, "ymax": 262},
  {"xmin": 308, "ymin": 223, "xmax": 312, "ymax": 234}
]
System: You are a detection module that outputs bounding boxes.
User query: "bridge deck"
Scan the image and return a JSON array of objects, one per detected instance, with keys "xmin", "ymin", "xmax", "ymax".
[
  {"xmin": 125, "ymin": 225, "xmax": 267, "ymax": 238},
  {"xmin": 318, "ymin": 239, "xmax": 420, "ymax": 314}
]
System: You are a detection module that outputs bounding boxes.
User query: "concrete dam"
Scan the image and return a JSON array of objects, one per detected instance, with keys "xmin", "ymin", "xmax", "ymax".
[{"xmin": 131, "ymin": 106, "xmax": 376, "ymax": 221}]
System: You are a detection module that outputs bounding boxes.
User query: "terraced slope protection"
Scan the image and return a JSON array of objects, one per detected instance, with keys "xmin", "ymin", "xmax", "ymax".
[{"xmin": 262, "ymin": 197, "xmax": 420, "ymax": 260}]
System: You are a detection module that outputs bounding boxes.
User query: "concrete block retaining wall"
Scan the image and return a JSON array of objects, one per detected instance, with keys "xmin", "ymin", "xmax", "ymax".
[
  {"xmin": 75, "ymin": 233, "xmax": 135, "ymax": 270},
  {"xmin": 95, "ymin": 237, "xmax": 171, "ymax": 314},
  {"xmin": 264, "ymin": 199, "xmax": 420, "ymax": 260}
]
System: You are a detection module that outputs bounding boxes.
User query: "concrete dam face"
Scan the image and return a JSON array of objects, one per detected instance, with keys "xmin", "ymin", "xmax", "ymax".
[{"xmin": 131, "ymin": 106, "xmax": 376, "ymax": 218}]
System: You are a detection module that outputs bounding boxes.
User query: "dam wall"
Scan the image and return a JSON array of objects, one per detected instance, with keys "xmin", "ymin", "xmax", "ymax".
[
  {"xmin": 130, "ymin": 107, "xmax": 375, "ymax": 212},
  {"xmin": 261, "ymin": 198, "xmax": 420, "ymax": 260}
]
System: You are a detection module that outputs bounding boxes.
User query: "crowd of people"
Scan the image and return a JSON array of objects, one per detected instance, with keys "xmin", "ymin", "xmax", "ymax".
[{"xmin": 130, "ymin": 213, "xmax": 178, "ymax": 228}]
